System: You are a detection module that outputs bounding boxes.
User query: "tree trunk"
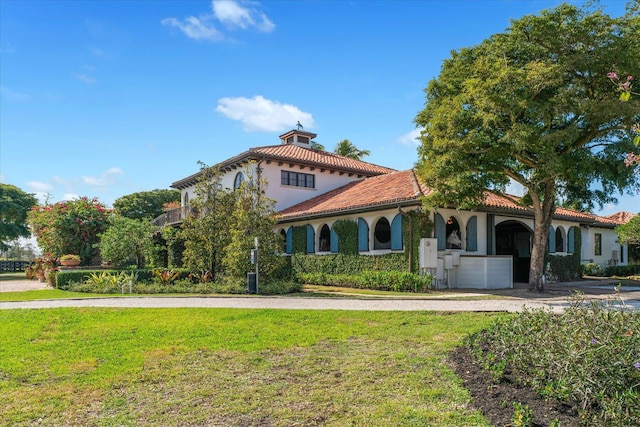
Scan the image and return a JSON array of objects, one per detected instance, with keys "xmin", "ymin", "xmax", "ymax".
[{"xmin": 528, "ymin": 193, "xmax": 555, "ymax": 293}]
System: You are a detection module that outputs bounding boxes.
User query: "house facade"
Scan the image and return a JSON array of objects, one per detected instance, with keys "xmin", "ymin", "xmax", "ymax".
[{"xmin": 160, "ymin": 129, "xmax": 634, "ymax": 289}]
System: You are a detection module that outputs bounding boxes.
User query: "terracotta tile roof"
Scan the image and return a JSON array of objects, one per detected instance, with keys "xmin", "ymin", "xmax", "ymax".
[
  {"xmin": 604, "ymin": 211, "xmax": 637, "ymax": 224},
  {"xmin": 279, "ymin": 170, "xmax": 631, "ymax": 228},
  {"xmin": 480, "ymin": 192, "xmax": 528, "ymax": 212},
  {"xmin": 278, "ymin": 170, "xmax": 423, "ymax": 220},
  {"xmin": 247, "ymin": 144, "xmax": 395, "ymax": 175},
  {"xmin": 172, "ymin": 143, "xmax": 395, "ymax": 189}
]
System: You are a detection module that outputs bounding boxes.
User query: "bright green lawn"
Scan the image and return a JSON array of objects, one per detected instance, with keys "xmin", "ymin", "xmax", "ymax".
[{"xmin": 0, "ymin": 308, "xmax": 506, "ymax": 426}]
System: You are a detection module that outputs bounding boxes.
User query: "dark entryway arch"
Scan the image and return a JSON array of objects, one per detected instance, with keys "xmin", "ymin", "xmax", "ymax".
[{"xmin": 495, "ymin": 220, "xmax": 532, "ymax": 283}]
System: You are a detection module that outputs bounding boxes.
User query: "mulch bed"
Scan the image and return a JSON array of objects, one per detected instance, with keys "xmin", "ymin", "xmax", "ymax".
[{"xmin": 448, "ymin": 345, "xmax": 581, "ymax": 427}]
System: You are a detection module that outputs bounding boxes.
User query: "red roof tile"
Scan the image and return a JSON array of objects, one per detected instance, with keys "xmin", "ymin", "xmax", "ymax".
[
  {"xmin": 248, "ymin": 144, "xmax": 395, "ymax": 175},
  {"xmin": 279, "ymin": 170, "xmax": 422, "ymax": 220},
  {"xmin": 604, "ymin": 211, "xmax": 637, "ymax": 224},
  {"xmin": 279, "ymin": 170, "xmax": 630, "ymax": 228}
]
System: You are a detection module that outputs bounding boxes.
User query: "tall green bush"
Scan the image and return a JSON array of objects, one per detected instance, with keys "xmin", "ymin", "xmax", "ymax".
[{"xmin": 333, "ymin": 220, "xmax": 358, "ymax": 255}]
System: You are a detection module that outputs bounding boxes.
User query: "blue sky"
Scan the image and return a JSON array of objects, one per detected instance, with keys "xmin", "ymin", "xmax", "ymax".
[{"xmin": 1, "ymin": 0, "xmax": 636, "ymax": 216}]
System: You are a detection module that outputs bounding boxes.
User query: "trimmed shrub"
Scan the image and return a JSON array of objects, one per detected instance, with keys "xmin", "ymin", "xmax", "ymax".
[
  {"xmin": 604, "ymin": 264, "xmax": 640, "ymax": 277},
  {"xmin": 291, "ymin": 253, "xmax": 408, "ymax": 276},
  {"xmin": 298, "ymin": 270, "xmax": 432, "ymax": 292}
]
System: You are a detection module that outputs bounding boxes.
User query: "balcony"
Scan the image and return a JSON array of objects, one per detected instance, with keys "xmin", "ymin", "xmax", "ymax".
[{"xmin": 151, "ymin": 205, "xmax": 194, "ymax": 227}]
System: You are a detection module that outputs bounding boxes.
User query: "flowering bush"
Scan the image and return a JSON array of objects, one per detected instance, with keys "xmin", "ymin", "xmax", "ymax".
[{"xmin": 27, "ymin": 197, "xmax": 111, "ymax": 265}]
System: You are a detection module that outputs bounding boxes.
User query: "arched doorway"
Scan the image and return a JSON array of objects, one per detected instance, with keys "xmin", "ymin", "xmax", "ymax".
[{"xmin": 495, "ymin": 220, "xmax": 532, "ymax": 282}]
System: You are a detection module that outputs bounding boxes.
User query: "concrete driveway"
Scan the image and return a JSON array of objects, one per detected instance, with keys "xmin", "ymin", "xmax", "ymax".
[{"xmin": 1, "ymin": 278, "xmax": 639, "ymax": 313}]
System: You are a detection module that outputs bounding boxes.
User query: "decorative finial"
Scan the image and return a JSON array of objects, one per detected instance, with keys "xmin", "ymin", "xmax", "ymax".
[{"xmin": 296, "ymin": 121, "xmax": 303, "ymax": 130}]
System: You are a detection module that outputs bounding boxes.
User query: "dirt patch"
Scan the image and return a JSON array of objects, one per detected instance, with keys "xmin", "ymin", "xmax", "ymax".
[{"xmin": 449, "ymin": 345, "xmax": 580, "ymax": 427}]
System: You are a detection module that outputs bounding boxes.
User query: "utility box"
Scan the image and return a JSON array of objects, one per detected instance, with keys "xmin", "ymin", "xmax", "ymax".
[
  {"xmin": 419, "ymin": 238, "xmax": 438, "ymax": 269},
  {"xmin": 247, "ymin": 272, "xmax": 257, "ymax": 294}
]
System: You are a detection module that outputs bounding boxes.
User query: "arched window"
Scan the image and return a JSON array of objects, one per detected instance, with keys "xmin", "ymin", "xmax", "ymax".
[
  {"xmin": 358, "ymin": 218, "xmax": 369, "ymax": 252},
  {"xmin": 306, "ymin": 225, "xmax": 315, "ymax": 254},
  {"xmin": 446, "ymin": 216, "xmax": 462, "ymax": 249},
  {"xmin": 466, "ymin": 216, "xmax": 478, "ymax": 252},
  {"xmin": 374, "ymin": 217, "xmax": 391, "ymax": 250},
  {"xmin": 233, "ymin": 172, "xmax": 244, "ymax": 190},
  {"xmin": 391, "ymin": 214, "xmax": 403, "ymax": 250},
  {"xmin": 319, "ymin": 224, "xmax": 331, "ymax": 252},
  {"xmin": 548, "ymin": 226, "xmax": 556, "ymax": 253},
  {"xmin": 285, "ymin": 228, "xmax": 292, "ymax": 254},
  {"xmin": 555, "ymin": 227, "xmax": 565, "ymax": 252},
  {"xmin": 183, "ymin": 192, "xmax": 189, "ymax": 206},
  {"xmin": 280, "ymin": 229, "xmax": 287, "ymax": 253},
  {"xmin": 435, "ymin": 213, "xmax": 446, "ymax": 250}
]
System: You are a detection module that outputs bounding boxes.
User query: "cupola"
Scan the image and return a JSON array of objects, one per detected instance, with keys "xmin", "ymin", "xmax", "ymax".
[{"xmin": 279, "ymin": 126, "xmax": 317, "ymax": 148}]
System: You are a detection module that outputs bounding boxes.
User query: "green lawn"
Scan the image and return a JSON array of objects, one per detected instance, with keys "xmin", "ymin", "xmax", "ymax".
[{"xmin": 0, "ymin": 308, "xmax": 506, "ymax": 426}]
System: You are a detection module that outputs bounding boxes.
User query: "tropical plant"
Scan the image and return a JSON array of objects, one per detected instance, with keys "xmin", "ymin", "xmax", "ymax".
[
  {"xmin": 414, "ymin": 2, "xmax": 639, "ymax": 291},
  {"xmin": 333, "ymin": 139, "xmax": 371, "ymax": 160}
]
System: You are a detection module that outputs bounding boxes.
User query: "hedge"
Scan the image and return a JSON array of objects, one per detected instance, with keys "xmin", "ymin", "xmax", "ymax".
[
  {"xmin": 604, "ymin": 264, "xmax": 640, "ymax": 277},
  {"xmin": 291, "ymin": 253, "xmax": 408, "ymax": 276}
]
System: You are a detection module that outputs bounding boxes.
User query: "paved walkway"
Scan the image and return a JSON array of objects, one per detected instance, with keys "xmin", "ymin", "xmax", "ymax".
[{"xmin": 1, "ymin": 278, "xmax": 639, "ymax": 313}]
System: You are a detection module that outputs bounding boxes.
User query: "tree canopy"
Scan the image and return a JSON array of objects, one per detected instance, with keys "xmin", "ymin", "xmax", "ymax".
[
  {"xmin": 0, "ymin": 184, "xmax": 38, "ymax": 252},
  {"xmin": 113, "ymin": 189, "xmax": 181, "ymax": 221},
  {"xmin": 414, "ymin": 2, "xmax": 639, "ymax": 290},
  {"xmin": 334, "ymin": 139, "xmax": 371, "ymax": 160},
  {"xmin": 616, "ymin": 214, "xmax": 640, "ymax": 246}
]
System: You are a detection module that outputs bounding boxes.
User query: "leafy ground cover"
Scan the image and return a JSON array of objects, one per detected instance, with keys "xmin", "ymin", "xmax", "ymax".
[
  {"xmin": 456, "ymin": 295, "xmax": 640, "ymax": 426},
  {"xmin": 0, "ymin": 308, "xmax": 506, "ymax": 426}
]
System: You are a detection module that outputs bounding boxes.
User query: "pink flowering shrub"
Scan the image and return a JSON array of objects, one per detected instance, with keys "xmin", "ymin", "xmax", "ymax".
[{"xmin": 27, "ymin": 197, "xmax": 112, "ymax": 265}]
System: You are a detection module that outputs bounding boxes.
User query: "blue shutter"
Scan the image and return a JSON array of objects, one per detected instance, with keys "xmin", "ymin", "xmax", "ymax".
[
  {"xmin": 391, "ymin": 214, "xmax": 403, "ymax": 250},
  {"xmin": 330, "ymin": 228, "xmax": 338, "ymax": 253},
  {"xmin": 466, "ymin": 216, "xmax": 478, "ymax": 252},
  {"xmin": 548, "ymin": 226, "xmax": 556, "ymax": 253},
  {"xmin": 435, "ymin": 213, "xmax": 446, "ymax": 250},
  {"xmin": 285, "ymin": 227, "xmax": 292, "ymax": 254},
  {"xmin": 358, "ymin": 218, "xmax": 369, "ymax": 252},
  {"xmin": 567, "ymin": 227, "xmax": 575, "ymax": 253},
  {"xmin": 306, "ymin": 225, "xmax": 315, "ymax": 254}
]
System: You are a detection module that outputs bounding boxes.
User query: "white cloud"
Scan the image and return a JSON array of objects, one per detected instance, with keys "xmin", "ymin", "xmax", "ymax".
[
  {"xmin": 61, "ymin": 193, "xmax": 81, "ymax": 201},
  {"xmin": 73, "ymin": 73, "xmax": 95, "ymax": 84},
  {"xmin": 82, "ymin": 167, "xmax": 123, "ymax": 187},
  {"xmin": 26, "ymin": 181, "xmax": 54, "ymax": 193},
  {"xmin": 162, "ymin": 0, "xmax": 274, "ymax": 42},
  {"xmin": 161, "ymin": 16, "xmax": 223, "ymax": 42},
  {"xmin": 216, "ymin": 95, "xmax": 315, "ymax": 132},
  {"xmin": 212, "ymin": 0, "xmax": 275, "ymax": 32},
  {"xmin": 396, "ymin": 128, "xmax": 422, "ymax": 147}
]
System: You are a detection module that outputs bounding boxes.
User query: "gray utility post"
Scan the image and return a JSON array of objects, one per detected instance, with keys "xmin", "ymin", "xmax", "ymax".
[{"xmin": 254, "ymin": 237, "xmax": 259, "ymax": 294}]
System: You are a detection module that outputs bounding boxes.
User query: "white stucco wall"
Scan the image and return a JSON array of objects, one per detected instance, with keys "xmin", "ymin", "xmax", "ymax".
[{"xmin": 581, "ymin": 226, "xmax": 627, "ymax": 267}]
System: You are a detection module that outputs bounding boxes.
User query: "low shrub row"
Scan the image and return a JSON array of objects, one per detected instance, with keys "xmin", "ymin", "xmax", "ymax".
[
  {"xmin": 59, "ymin": 269, "xmax": 302, "ymax": 296},
  {"xmin": 604, "ymin": 264, "xmax": 640, "ymax": 278},
  {"xmin": 466, "ymin": 295, "xmax": 640, "ymax": 426},
  {"xmin": 298, "ymin": 270, "xmax": 432, "ymax": 292},
  {"xmin": 291, "ymin": 253, "xmax": 408, "ymax": 275}
]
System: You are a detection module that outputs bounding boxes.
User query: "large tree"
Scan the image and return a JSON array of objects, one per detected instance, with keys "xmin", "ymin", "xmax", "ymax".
[
  {"xmin": 0, "ymin": 184, "xmax": 38, "ymax": 252},
  {"xmin": 415, "ymin": 2, "xmax": 639, "ymax": 291},
  {"xmin": 113, "ymin": 189, "xmax": 180, "ymax": 221},
  {"xmin": 334, "ymin": 139, "xmax": 371, "ymax": 159}
]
